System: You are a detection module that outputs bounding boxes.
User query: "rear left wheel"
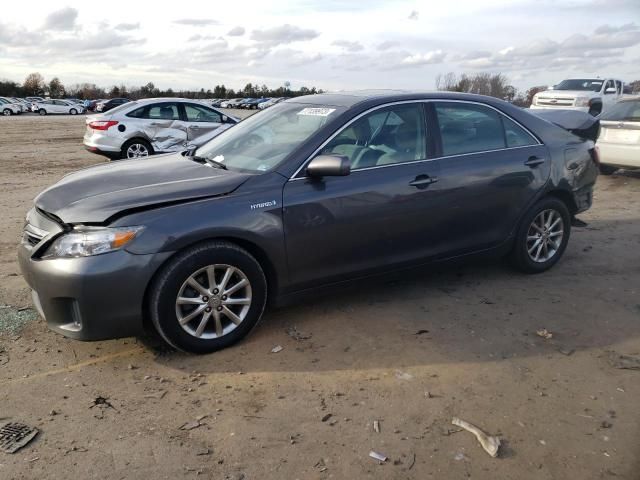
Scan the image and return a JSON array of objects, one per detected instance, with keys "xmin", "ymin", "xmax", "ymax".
[
  {"xmin": 38, "ymin": 109, "xmax": 46, "ymax": 116},
  {"xmin": 510, "ymin": 197, "xmax": 571, "ymax": 274},
  {"xmin": 121, "ymin": 139, "xmax": 153, "ymax": 159},
  {"xmin": 149, "ymin": 241, "xmax": 267, "ymax": 353},
  {"xmin": 2, "ymin": 109, "xmax": 11, "ymax": 116}
]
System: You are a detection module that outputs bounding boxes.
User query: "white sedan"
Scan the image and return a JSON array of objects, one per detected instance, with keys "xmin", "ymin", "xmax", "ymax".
[
  {"xmin": 34, "ymin": 99, "xmax": 85, "ymax": 116},
  {"xmin": 597, "ymin": 97, "xmax": 640, "ymax": 174}
]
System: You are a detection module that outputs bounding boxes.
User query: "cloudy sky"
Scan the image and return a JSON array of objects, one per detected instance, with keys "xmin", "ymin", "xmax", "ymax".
[{"xmin": 0, "ymin": 0, "xmax": 638, "ymax": 92}]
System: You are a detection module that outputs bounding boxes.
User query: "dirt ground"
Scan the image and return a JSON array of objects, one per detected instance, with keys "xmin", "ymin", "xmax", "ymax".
[{"xmin": 1, "ymin": 113, "xmax": 639, "ymax": 480}]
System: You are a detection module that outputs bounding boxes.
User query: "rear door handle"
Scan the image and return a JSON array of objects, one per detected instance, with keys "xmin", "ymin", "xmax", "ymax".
[
  {"xmin": 188, "ymin": 125, "xmax": 200, "ymax": 129},
  {"xmin": 409, "ymin": 175, "xmax": 439, "ymax": 189},
  {"xmin": 524, "ymin": 156, "xmax": 545, "ymax": 167}
]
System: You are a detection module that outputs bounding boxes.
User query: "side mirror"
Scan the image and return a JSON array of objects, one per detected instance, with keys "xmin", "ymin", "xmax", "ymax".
[
  {"xmin": 306, "ymin": 155, "xmax": 351, "ymax": 177},
  {"xmin": 605, "ymin": 88, "xmax": 616, "ymax": 94}
]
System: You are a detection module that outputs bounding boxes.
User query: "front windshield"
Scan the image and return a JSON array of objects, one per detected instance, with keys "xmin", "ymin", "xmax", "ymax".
[
  {"xmin": 601, "ymin": 100, "xmax": 640, "ymax": 122},
  {"xmin": 196, "ymin": 102, "xmax": 345, "ymax": 173},
  {"xmin": 555, "ymin": 79, "xmax": 603, "ymax": 92}
]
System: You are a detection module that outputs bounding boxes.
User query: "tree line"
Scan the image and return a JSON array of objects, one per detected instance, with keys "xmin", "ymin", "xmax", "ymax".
[
  {"xmin": 0, "ymin": 72, "xmax": 323, "ymax": 101},
  {"xmin": 1, "ymin": 71, "xmax": 638, "ymax": 106}
]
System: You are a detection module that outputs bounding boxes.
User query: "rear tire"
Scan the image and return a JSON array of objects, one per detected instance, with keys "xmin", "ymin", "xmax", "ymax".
[
  {"xmin": 70, "ymin": 108, "xmax": 78, "ymax": 115},
  {"xmin": 2, "ymin": 109, "xmax": 11, "ymax": 116},
  {"xmin": 599, "ymin": 164, "xmax": 617, "ymax": 175},
  {"xmin": 509, "ymin": 197, "xmax": 571, "ymax": 274},
  {"xmin": 121, "ymin": 139, "xmax": 153, "ymax": 159},
  {"xmin": 149, "ymin": 241, "xmax": 267, "ymax": 354},
  {"xmin": 38, "ymin": 109, "xmax": 46, "ymax": 116}
]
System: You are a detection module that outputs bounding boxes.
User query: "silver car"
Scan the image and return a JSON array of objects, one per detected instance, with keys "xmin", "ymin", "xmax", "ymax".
[
  {"xmin": 83, "ymin": 98, "xmax": 238, "ymax": 160},
  {"xmin": 597, "ymin": 96, "xmax": 640, "ymax": 174},
  {"xmin": 34, "ymin": 99, "xmax": 85, "ymax": 115}
]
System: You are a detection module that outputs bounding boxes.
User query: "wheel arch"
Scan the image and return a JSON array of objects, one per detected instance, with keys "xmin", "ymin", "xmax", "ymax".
[
  {"xmin": 546, "ymin": 189, "xmax": 578, "ymax": 216},
  {"xmin": 141, "ymin": 235, "xmax": 279, "ymax": 333}
]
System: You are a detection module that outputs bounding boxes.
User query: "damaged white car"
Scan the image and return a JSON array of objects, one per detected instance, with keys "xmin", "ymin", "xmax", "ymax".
[{"xmin": 84, "ymin": 98, "xmax": 239, "ymax": 160}]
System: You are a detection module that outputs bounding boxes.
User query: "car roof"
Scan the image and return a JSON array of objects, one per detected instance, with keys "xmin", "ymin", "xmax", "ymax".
[
  {"xmin": 283, "ymin": 90, "xmax": 513, "ymax": 108},
  {"xmin": 131, "ymin": 97, "xmax": 217, "ymax": 105}
]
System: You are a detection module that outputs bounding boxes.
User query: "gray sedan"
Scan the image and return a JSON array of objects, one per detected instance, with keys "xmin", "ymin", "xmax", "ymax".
[{"xmin": 84, "ymin": 98, "xmax": 238, "ymax": 160}]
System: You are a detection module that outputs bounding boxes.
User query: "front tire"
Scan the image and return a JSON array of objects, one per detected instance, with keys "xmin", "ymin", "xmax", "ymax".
[
  {"xmin": 70, "ymin": 108, "xmax": 78, "ymax": 115},
  {"xmin": 38, "ymin": 108, "xmax": 46, "ymax": 116},
  {"xmin": 149, "ymin": 241, "xmax": 267, "ymax": 354},
  {"xmin": 509, "ymin": 197, "xmax": 571, "ymax": 274},
  {"xmin": 2, "ymin": 108, "xmax": 12, "ymax": 116}
]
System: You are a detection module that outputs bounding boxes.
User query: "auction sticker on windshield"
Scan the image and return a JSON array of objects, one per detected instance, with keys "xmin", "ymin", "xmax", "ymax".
[{"xmin": 297, "ymin": 107, "xmax": 336, "ymax": 116}]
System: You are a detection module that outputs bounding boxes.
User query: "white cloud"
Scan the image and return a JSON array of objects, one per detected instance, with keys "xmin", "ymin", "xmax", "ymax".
[
  {"xmin": 251, "ymin": 24, "xmax": 320, "ymax": 46},
  {"xmin": 332, "ymin": 40, "xmax": 364, "ymax": 52},
  {"xmin": 173, "ymin": 18, "xmax": 219, "ymax": 26},
  {"xmin": 400, "ymin": 50, "xmax": 446, "ymax": 66},
  {"xmin": 43, "ymin": 7, "xmax": 78, "ymax": 31},
  {"xmin": 228, "ymin": 26, "xmax": 245, "ymax": 36}
]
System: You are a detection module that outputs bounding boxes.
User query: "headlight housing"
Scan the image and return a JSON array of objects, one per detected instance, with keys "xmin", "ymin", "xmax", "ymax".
[
  {"xmin": 42, "ymin": 226, "xmax": 143, "ymax": 259},
  {"xmin": 574, "ymin": 97, "xmax": 591, "ymax": 107}
]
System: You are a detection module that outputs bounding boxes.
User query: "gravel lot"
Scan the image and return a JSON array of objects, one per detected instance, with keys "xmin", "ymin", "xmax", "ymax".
[{"xmin": 1, "ymin": 113, "xmax": 639, "ymax": 479}]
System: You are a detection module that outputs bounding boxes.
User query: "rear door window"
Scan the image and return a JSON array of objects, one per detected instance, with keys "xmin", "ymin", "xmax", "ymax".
[
  {"xmin": 434, "ymin": 102, "xmax": 506, "ymax": 156},
  {"xmin": 127, "ymin": 103, "xmax": 180, "ymax": 120},
  {"xmin": 502, "ymin": 117, "xmax": 538, "ymax": 147}
]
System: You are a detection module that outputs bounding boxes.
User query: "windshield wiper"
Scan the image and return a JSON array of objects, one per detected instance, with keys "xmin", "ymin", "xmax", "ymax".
[{"xmin": 189, "ymin": 154, "xmax": 227, "ymax": 170}]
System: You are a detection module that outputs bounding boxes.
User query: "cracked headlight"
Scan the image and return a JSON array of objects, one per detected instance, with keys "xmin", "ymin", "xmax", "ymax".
[{"xmin": 42, "ymin": 226, "xmax": 143, "ymax": 258}]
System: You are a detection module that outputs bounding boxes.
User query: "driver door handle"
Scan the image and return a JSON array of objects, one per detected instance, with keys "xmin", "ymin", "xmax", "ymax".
[
  {"xmin": 188, "ymin": 125, "xmax": 200, "ymax": 129},
  {"xmin": 524, "ymin": 156, "xmax": 545, "ymax": 167},
  {"xmin": 409, "ymin": 175, "xmax": 439, "ymax": 189}
]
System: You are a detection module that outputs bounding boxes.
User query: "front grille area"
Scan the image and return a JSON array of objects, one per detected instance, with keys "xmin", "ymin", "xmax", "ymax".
[
  {"xmin": 21, "ymin": 224, "xmax": 48, "ymax": 248},
  {"xmin": 537, "ymin": 97, "xmax": 575, "ymax": 107}
]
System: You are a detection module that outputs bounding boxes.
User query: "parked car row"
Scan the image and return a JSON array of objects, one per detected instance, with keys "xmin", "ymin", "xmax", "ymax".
[{"xmin": 207, "ymin": 97, "xmax": 286, "ymax": 109}]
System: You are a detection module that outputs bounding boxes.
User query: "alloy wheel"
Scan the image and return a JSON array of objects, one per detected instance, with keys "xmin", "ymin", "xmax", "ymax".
[
  {"xmin": 2, "ymin": 109, "xmax": 10, "ymax": 116},
  {"xmin": 526, "ymin": 209, "xmax": 564, "ymax": 263},
  {"xmin": 126, "ymin": 143, "xmax": 149, "ymax": 158},
  {"xmin": 175, "ymin": 264, "xmax": 252, "ymax": 339}
]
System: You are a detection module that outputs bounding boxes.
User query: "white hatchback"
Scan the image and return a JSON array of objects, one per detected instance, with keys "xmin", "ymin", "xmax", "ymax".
[{"xmin": 597, "ymin": 97, "xmax": 640, "ymax": 174}]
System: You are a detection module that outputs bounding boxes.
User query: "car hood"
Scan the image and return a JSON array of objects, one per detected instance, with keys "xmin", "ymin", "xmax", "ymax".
[
  {"xmin": 538, "ymin": 90, "xmax": 598, "ymax": 98},
  {"xmin": 35, "ymin": 152, "xmax": 251, "ymax": 224}
]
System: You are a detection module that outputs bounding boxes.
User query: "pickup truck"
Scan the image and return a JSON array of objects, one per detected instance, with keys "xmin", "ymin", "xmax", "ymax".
[{"xmin": 530, "ymin": 78, "xmax": 624, "ymax": 116}]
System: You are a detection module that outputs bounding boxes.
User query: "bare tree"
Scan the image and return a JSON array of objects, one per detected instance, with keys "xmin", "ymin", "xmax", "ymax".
[
  {"xmin": 436, "ymin": 72, "xmax": 519, "ymax": 101},
  {"xmin": 23, "ymin": 72, "xmax": 46, "ymax": 96}
]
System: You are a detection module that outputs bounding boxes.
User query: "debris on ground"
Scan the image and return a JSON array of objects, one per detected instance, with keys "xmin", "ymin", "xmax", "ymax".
[
  {"xmin": 180, "ymin": 420, "xmax": 204, "ymax": 431},
  {"xmin": 0, "ymin": 306, "xmax": 38, "ymax": 336},
  {"xmin": 369, "ymin": 450, "xmax": 387, "ymax": 462},
  {"xmin": 394, "ymin": 370, "xmax": 413, "ymax": 381},
  {"xmin": 285, "ymin": 326, "xmax": 312, "ymax": 341},
  {"xmin": 321, "ymin": 413, "xmax": 332, "ymax": 422},
  {"xmin": 558, "ymin": 347, "xmax": 575, "ymax": 356},
  {"xmin": 451, "ymin": 417, "xmax": 501, "ymax": 457},
  {"xmin": 415, "ymin": 329, "xmax": 429, "ymax": 335},
  {"xmin": 314, "ymin": 458, "xmax": 327, "ymax": 472},
  {"xmin": 373, "ymin": 420, "xmax": 380, "ymax": 433},
  {"xmin": 454, "ymin": 451, "xmax": 468, "ymax": 461},
  {"xmin": 536, "ymin": 329, "xmax": 553, "ymax": 340},
  {"xmin": 0, "ymin": 422, "xmax": 39, "ymax": 454},
  {"xmin": 89, "ymin": 396, "xmax": 117, "ymax": 411},
  {"xmin": 607, "ymin": 351, "xmax": 640, "ymax": 370},
  {"xmin": 408, "ymin": 453, "xmax": 416, "ymax": 469},
  {"xmin": 144, "ymin": 390, "xmax": 167, "ymax": 400},
  {"xmin": 270, "ymin": 345, "xmax": 283, "ymax": 354}
]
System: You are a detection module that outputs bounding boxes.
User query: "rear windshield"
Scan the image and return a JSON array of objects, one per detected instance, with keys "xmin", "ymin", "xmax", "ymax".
[
  {"xmin": 106, "ymin": 101, "xmax": 138, "ymax": 115},
  {"xmin": 554, "ymin": 79, "xmax": 603, "ymax": 92},
  {"xmin": 601, "ymin": 100, "xmax": 640, "ymax": 122}
]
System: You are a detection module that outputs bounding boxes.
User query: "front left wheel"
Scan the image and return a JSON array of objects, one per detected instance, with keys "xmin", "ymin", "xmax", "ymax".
[{"xmin": 149, "ymin": 241, "xmax": 267, "ymax": 353}]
